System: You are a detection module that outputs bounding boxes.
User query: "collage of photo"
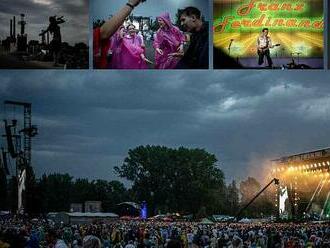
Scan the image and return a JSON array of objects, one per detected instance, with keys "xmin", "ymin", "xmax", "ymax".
[
  {"xmin": 0, "ymin": 0, "xmax": 328, "ymax": 70},
  {"xmin": 1, "ymin": 2, "xmax": 330, "ymax": 248}
]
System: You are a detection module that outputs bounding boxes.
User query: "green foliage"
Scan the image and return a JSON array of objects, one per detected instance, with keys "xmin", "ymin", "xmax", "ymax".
[
  {"xmin": 40, "ymin": 173, "xmax": 73, "ymax": 212},
  {"xmin": 239, "ymin": 177, "xmax": 276, "ymax": 218},
  {"xmin": 24, "ymin": 165, "xmax": 40, "ymax": 214},
  {"xmin": 115, "ymin": 145, "xmax": 226, "ymax": 216},
  {"xmin": 225, "ymin": 180, "xmax": 240, "ymax": 216},
  {"xmin": 240, "ymin": 177, "xmax": 261, "ymax": 204},
  {"xmin": 2, "ymin": 172, "xmax": 130, "ymax": 214},
  {"xmin": 0, "ymin": 147, "xmax": 275, "ymax": 218},
  {"xmin": 150, "ymin": 19, "xmax": 159, "ymax": 32},
  {"xmin": 37, "ymin": 174, "xmax": 129, "ymax": 213}
]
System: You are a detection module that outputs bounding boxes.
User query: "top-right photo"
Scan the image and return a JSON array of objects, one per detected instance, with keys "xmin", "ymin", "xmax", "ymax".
[{"xmin": 213, "ymin": 0, "xmax": 324, "ymax": 69}]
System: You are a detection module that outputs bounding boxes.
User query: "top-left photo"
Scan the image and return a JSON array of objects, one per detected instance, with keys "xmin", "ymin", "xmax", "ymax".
[{"xmin": 0, "ymin": 0, "xmax": 89, "ymax": 69}]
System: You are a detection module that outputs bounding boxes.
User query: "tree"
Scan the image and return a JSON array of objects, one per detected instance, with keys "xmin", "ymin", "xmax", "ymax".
[
  {"xmin": 240, "ymin": 177, "xmax": 261, "ymax": 204},
  {"xmin": 239, "ymin": 177, "xmax": 276, "ymax": 217},
  {"xmin": 71, "ymin": 178, "xmax": 94, "ymax": 204},
  {"xmin": 36, "ymin": 175, "xmax": 129, "ymax": 213},
  {"xmin": 226, "ymin": 180, "xmax": 239, "ymax": 216},
  {"xmin": 40, "ymin": 173, "xmax": 73, "ymax": 212},
  {"xmin": 150, "ymin": 19, "xmax": 159, "ymax": 32},
  {"xmin": 24, "ymin": 165, "xmax": 40, "ymax": 214},
  {"xmin": 115, "ymin": 145, "xmax": 226, "ymax": 216},
  {"xmin": 106, "ymin": 180, "xmax": 128, "ymax": 212}
]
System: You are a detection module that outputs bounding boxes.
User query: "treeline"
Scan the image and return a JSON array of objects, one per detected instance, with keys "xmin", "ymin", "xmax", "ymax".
[
  {"xmin": 0, "ymin": 145, "xmax": 276, "ymax": 218},
  {"xmin": 0, "ymin": 168, "xmax": 129, "ymax": 214}
]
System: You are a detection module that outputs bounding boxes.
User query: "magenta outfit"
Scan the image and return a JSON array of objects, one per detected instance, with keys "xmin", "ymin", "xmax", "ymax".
[
  {"xmin": 118, "ymin": 33, "xmax": 148, "ymax": 69},
  {"xmin": 108, "ymin": 28, "xmax": 124, "ymax": 69},
  {"xmin": 153, "ymin": 13, "xmax": 185, "ymax": 69}
]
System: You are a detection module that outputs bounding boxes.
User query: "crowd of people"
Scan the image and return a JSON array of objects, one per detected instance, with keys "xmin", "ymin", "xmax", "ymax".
[
  {"xmin": 93, "ymin": 0, "xmax": 208, "ymax": 70},
  {"xmin": 1, "ymin": 216, "xmax": 330, "ymax": 248}
]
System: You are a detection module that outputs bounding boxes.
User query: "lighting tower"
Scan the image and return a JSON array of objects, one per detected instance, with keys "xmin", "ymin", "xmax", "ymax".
[{"xmin": 2, "ymin": 101, "xmax": 38, "ymax": 213}]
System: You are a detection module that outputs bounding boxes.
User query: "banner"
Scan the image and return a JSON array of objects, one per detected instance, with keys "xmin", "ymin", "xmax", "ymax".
[{"xmin": 214, "ymin": 0, "xmax": 324, "ymax": 58}]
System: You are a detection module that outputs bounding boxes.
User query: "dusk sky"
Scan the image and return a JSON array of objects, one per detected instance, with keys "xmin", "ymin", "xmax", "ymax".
[
  {"xmin": 1, "ymin": 71, "xmax": 330, "ymax": 186},
  {"xmin": 0, "ymin": 0, "xmax": 88, "ymax": 45}
]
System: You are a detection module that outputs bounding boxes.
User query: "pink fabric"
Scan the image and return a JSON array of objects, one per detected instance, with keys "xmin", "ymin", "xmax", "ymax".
[
  {"xmin": 108, "ymin": 27, "xmax": 124, "ymax": 69},
  {"xmin": 118, "ymin": 33, "xmax": 147, "ymax": 69},
  {"xmin": 93, "ymin": 27, "xmax": 109, "ymax": 69},
  {"xmin": 153, "ymin": 12, "xmax": 185, "ymax": 69}
]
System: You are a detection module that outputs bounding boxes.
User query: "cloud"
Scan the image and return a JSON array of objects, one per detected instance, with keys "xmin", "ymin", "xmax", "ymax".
[{"xmin": 1, "ymin": 70, "xmax": 330, "ymax": 184}]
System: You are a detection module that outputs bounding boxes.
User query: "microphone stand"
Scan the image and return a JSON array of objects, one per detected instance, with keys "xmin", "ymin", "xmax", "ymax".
[{"xmin": 228, "ymin": 39, "xmax": 234, "ymax": 56}]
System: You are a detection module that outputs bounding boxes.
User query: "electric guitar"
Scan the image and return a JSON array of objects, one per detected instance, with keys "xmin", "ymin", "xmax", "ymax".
[{"xmin": 257, "ymin": 44, "xmax": 281, "ymax": 55}]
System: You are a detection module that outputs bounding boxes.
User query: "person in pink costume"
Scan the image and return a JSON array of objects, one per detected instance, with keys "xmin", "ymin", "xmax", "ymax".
[
  {"xmin": 153, "ymin": 12, "xmax": 185, "ymax": 69},
  {"xmin": 108, "ymin": 26, "xmax": 125, "ymax": 69},
  {"xmin": 118, "ymin": 24, "xmax": 149, "ymax": 69}
]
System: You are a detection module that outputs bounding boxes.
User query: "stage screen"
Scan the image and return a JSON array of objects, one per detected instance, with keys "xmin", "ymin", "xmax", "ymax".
[
  {"xmin": 214, "ymin": 0, "xmax": 324, "ymax": 69},
  {"xmin": 279, "ymin": 186, "xmax": 290, "ymax": 219}
]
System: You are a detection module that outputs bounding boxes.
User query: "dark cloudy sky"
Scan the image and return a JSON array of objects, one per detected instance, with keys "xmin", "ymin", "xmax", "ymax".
[
  {"xmin": 1, "ymin": 71, "xmax": 330, "ymax": 185},
  {"xmin": 0, "ymin": 0, "xmax": 88, "ymax": 45}
]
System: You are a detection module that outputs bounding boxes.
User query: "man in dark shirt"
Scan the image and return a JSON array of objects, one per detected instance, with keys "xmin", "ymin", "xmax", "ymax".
[{"xmin": 176, "ymin": 7, "xmax": 209, "ymax": 69}]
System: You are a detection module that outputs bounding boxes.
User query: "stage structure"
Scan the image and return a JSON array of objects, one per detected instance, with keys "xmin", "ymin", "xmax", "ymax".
[
  {"xmin": 236, "ymin": 178, "xmax": 279, "ymax": 221},
  {"xmin": 214, "ymin": 0, "xmax": 324, "ymax": 69},
  {"xmin": 1, "ymin": 101, "xmax": 38, "ymax": 213},
  {"xmin": 271, "ymin": 148, "xmax": 330, "ymax": 220}
]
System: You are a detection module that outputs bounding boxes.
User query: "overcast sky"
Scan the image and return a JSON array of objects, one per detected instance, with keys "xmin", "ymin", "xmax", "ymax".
[
  {"xmin": 0, "ymin": 71, "xmax": 330, "ymax": 186},
  {"xmin": 0, "ymin": 0, "xmax": 88, "ymax": 45},
  {"xmin": 92, "ymin": 0, "xmax": 209, "ymax": 22}
]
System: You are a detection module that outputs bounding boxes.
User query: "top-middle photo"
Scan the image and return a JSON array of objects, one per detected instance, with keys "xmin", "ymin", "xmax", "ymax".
[{"xmin": 92, "ymin": 0, "xmax": 209, "ymax": 70}]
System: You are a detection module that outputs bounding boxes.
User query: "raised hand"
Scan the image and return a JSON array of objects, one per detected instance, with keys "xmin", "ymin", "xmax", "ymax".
[
  {"xmin": 168, "ymin": 52, "xmax": 184, "ymax": 59},
  {"xmin": 156, "ymin": 48, "xmax": 164, "ymax": 55},
  {"xmin": 128, "ymin": 0, "xmax": 143, "ymax": 7},
  {"xmin": 177, "ymin": 44, "xmax": 184, "ymax": 55},
  {"xmin": 141, "ymin": 54, "xmax": 153, "ymax": 64}
]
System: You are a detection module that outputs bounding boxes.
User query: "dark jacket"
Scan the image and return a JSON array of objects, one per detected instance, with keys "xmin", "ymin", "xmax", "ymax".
[{"xmin": 176, "ymin": 22, "xmax": 209, "ymax": 69}]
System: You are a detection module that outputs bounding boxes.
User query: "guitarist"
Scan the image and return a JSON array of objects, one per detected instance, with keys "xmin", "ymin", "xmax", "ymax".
[{"xmin": 257, "ymin": 28, "xmax": 273, "ymax": 68}]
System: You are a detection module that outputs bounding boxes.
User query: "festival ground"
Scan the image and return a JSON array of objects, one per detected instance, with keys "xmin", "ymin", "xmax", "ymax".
[{"xmin": 1, "ymin": 217, "xmax": 330, "ymax": 248}]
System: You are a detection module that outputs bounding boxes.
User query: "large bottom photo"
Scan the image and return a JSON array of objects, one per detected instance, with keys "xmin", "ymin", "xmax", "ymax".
[{"xmin": 0, "ymin": 71, "xmax": 330, "ymax": 247}]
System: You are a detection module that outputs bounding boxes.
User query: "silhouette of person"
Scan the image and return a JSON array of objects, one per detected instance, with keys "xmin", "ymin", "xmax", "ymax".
[{"xmin": 41, "ymin": 16, "xmax": 65, "ymax": 66}]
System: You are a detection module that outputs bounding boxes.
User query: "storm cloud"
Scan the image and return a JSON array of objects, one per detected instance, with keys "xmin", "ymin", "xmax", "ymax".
[{"xmin": 0, "ymin": 71, "xmax": 330, "ymax": 185}]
